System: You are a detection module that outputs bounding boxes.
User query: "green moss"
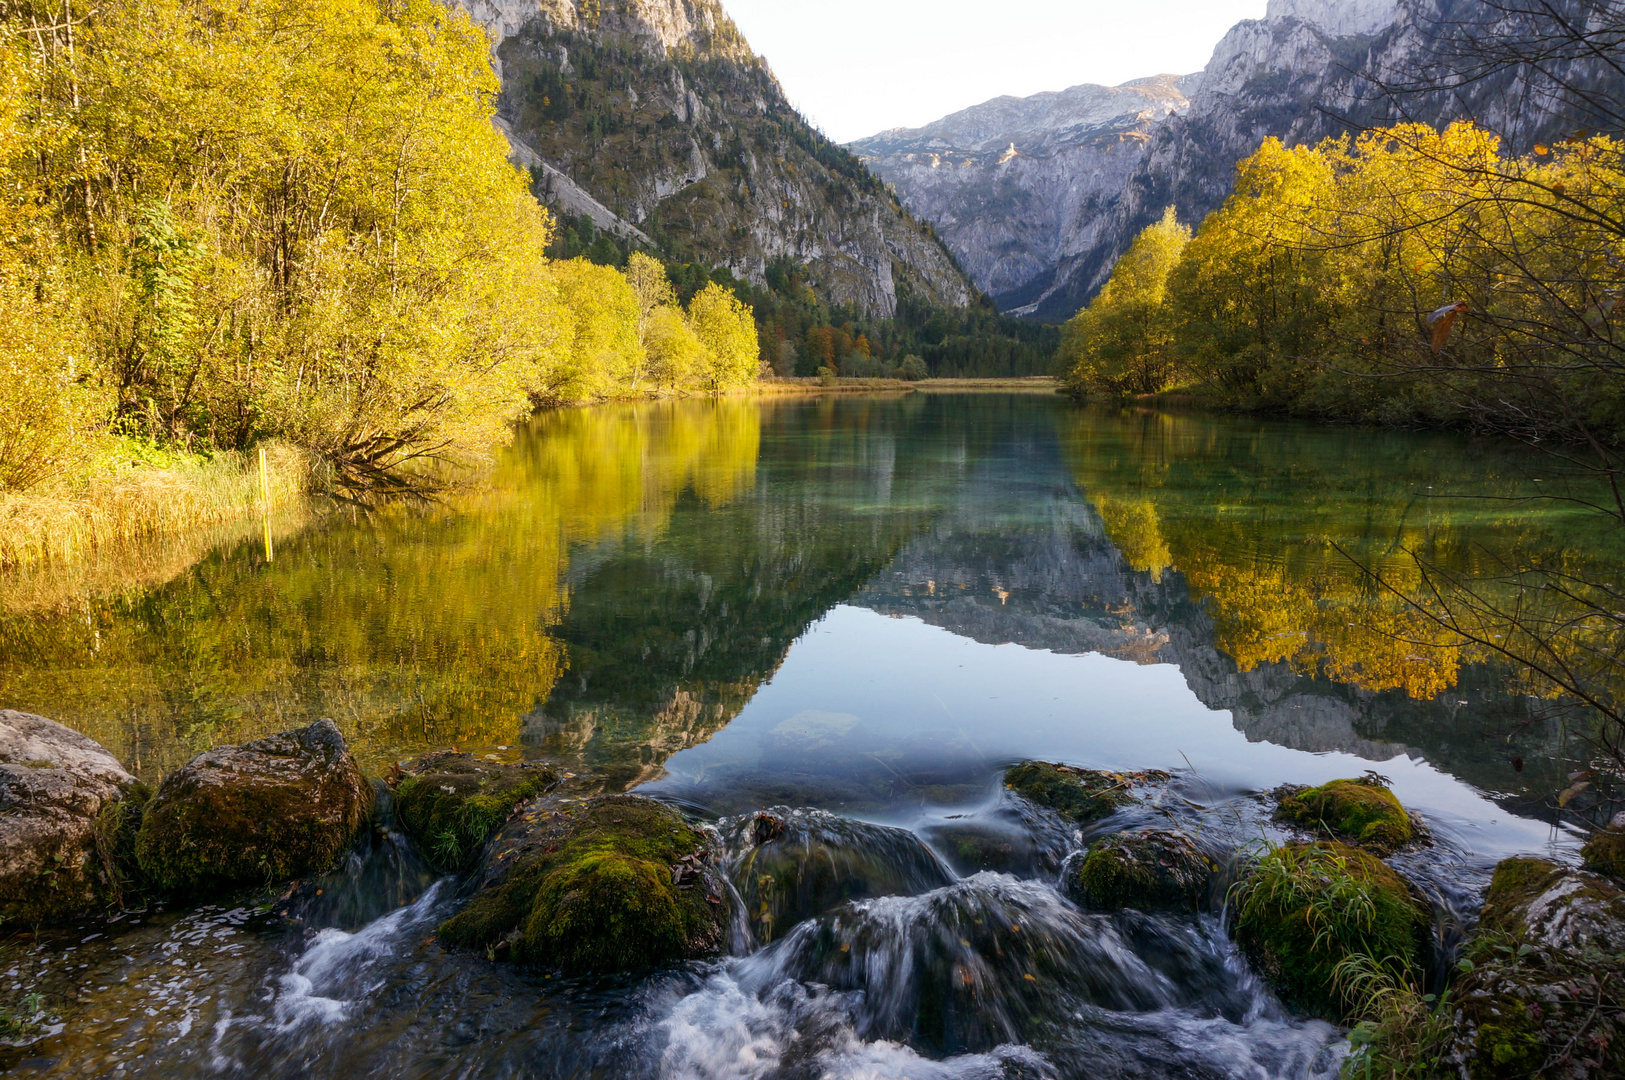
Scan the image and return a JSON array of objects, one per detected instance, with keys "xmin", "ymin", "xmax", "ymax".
[
  {"xmin": 393, "ymin": 755, "xmax": 555, "ymax": 873},
  {"xmin": 1232, "ymin": 841, "xmax": 1427, "ymax": 1021},
  {"xmin": 1004, "ymin": 761, "xmax": 1155, "ymax": 823},
  {"xmin": 1276, "ymin": 778, "xmax": 1414, "ymax": 854},
  {"xmin": 437, "ymin": 795, "xmax": 725, "ymax": 972},
  {"xmin": 1477, "ymin": 857, "xmax": 1564, "ymax": 935},
  {"xmin": 1581, "ymin": 828, "xmax": 1625, "ymax": 881},
  {"xmin": 1075, "ymin": 829, "xmax": 1210, "ymax": 911},
  {"xmin": 90, "ymin": 781, "xmax": 151, "ymax": 907},
  {"xmin": 136, "ymin": 772, "xmax": 371, "ymax": 894}
]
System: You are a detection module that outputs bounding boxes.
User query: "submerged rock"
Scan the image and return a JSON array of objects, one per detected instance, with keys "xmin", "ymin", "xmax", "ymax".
[
  {"xmin": 1580, "ymin": 812, "xmax": 1625, "ymax": 881},
  {"xmin": 0, "ymin": 710, "xmax": 148, "ymax": 923},
  {"xmin": 1275, "ymin": 776, "xmax": 1415, "ymax": 854},
  {"xmin": 921, "ymin": 818, "xmax": 1043, "ymax": 878},
  {"xmin": 773, "ymin": 872, "xmax": 1253, "ymax": 1056},
  {"xmin": 1232, "ymin": 841, "xmax": 1429, "ymax": 1021},
  {"xmin": 1003, "ymin": 761, "xmax": 1161, "ymax": 824},
  {"xmin": 1451, "ymin": 857, "xmax": 1625, "ymax": 1079},
  {"xmin": 135, "ymin": 719, "xmax": 373, "ymax": 893},
  {"xmin": 390, "ymin": 752, "xmax": 556, "ymax": 873},
  {"xmin": 1073, "ymin": 829, "xmax": 1212, "ymax": 912},
  {"xmin": 437, "ymin": 794, "xmax": 726, "ymax": 972},
  {"xmin": 719, "ymin": 806, "xmax": 954, "ymax": 944}
]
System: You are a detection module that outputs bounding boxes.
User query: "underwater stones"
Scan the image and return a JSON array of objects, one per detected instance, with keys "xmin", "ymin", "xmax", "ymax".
[
  {"xmin": 1275, "ymin": 776, "xmax": 1415, "ymax": 854},
  {"xmin": 721, "ymin": 806, "xmax": 954, "ymax": 944},
  {"xmin": 391, "ymin": 752, "xmax": 556, "ymax": 873},
  {"xmin": 436, "ymin": 794, "xmax": 726, "ymax": 972},
  {"xmin": 1451, "ymin": 857, "xmax": 1625, "ymax": 1079},
  {"xmin": 1073, "ymin": 828, "xmax": 1211, "ymax": 912},
  {"xmin": 1004, "ymin": 761, "xmax": 1161, "ymax": 824},
  {"xmin": 135, "ymin": 719, "xmax": 373, "ymax": 894},
  {"xmin": 0, "ymin": 710, "xmax": 147, "ymax": 923},
  {"xmin": 1232, "ymin": 841, "xmax": 1428, "ymax": 1021},
  {"xmin": 921, "ymin": 818, "xmax": 1041, "ymax": 877},
  {"xmin": 1581, "ymin": 812, "xmax": 1625, "ymax": 881}
]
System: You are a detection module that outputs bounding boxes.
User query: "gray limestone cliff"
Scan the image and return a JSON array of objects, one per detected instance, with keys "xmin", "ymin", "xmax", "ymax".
[
  {"xmin": 849, "ymin": 76, "xmax": 1196, "ymax": 315},
  {"xmin": 459, "ymin": 0, "xmax": 974, "ymax": 316},
  {"xmin": 856, "ymin": 0, "xmax": 1612, "ymax": 322}
]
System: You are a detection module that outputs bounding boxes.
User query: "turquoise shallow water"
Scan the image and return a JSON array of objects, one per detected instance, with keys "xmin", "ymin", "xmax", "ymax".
[{"xmin": 0, "ymin": 391, "xmax": 1610, "ymax": 1077}]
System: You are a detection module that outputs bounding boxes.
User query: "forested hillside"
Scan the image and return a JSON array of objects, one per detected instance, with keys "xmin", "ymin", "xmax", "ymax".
[{"xmin": 483, "ymin": 0, "xmax": 1056, "ymax": 377}]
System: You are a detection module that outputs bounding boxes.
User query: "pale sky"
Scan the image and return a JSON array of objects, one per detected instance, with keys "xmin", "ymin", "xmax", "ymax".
[{"xmin": 722, "ymin": 0, "xmax": 1269, "ymax": 143}]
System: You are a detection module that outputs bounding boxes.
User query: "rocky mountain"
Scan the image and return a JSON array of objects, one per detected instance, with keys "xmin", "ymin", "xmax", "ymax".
[
  {"xmin": 462, "ymin": 0, "xmax": 974, "ymax": 316},
  {"xmin": 857, "ymin": 0, "xmax": 1612, "ymax": 322},
  {"xmin": 849, "ymin": 76, "xmax": 1197, "ymax": 316}
]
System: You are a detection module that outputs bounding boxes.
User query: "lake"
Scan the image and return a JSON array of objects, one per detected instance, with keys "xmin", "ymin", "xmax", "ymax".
[{"xmin": 0, "ymin": 390, "xmax": 1607, "ymax": 1078}]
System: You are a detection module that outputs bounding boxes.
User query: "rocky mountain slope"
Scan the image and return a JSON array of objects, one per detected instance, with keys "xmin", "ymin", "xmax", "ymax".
[
  {"xmin": 858, "ymin": 0, "xmax": 1612, "ymax": 322},
  {"xmin": 464, "ymin": 0, "xmax": 973, "ymax": 316},
  {"xmin": 849, "ymin": 76, "xmax": 1196, "ymax": 315}
]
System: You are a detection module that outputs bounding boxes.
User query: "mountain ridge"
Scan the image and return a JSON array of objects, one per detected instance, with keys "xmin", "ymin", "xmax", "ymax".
[{"xmin": 855, "ymin": 0, "xmax": 1611, "ymax": 322}]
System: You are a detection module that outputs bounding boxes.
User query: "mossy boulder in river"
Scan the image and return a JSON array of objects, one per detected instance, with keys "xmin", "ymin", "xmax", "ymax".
[
  {"xmin": 719, "ymin": 807, "xmax": 953, "ymax": 944},
  {"xmin": 1275, "ymin": 776, "xmax": 1415, "ymax": 854},
  {"xmin": 1004, "ymin": 761, "xmax": 1162, "ymax": 824},
  {"xmin": 0, "ymin": 710, "xmax": 149, "ymax": 923},
  {"xmin": 1581, "ymin": 812, "xmax": 1625, "ymax": 881},
  {"xmin": 1072, "ymin": 829, "xmax": 1211, "ymax": 912},
  {"xmin": 1232, "ymin": 841, "xmax": 1428, "ymax": 1021},
  {"xmin": 136, "ymin": 719, "xmax": 373, "ymax": 893},
  {"xmin": 437, "ymin": 794, "xmax": 726, "ymax": 972},
  {"xmin": 1451, "ymin": 857, "xmax": 1625, "ymax": 1079},
  {"xmin": 390, "ymin": 753, "xmax": 556, "ymax": 873}
]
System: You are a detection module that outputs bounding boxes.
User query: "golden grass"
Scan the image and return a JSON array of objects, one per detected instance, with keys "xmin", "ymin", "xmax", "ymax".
[
  {"xmin": 0, "ymin": 443, "xmax": 310, "ymax": 572},
  {"xmin": 748, "ymin": 376, "xmax": 1059, "ymax": 395}
]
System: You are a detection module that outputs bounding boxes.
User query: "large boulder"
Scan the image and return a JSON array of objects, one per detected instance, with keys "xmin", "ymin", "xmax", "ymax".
[
  {"xmin": 0, "ymin": 710, "xmax": 147, "ymax": 923},
  {"xmin": 1580, "ymin": 812, "xmax": 1625, "ymax": 881},
  {"xmin": 389, "ymin": 752, "xmax": 556, "ymax": 873},
  {"xmin": 1275, "ymin": 776, "xmax": 1415, "ymax": 855},
  {"xmin": 1232, "ymin": 841, "xmax": 1429, "ymax": 1020},
  {"xmin": 1451, "ymin": 857, "xmax": 1625, "ymax": 1079},
  {"xmin": 136, "ymin": 719, "xmax": 373, "ymax": 893},
  {"xmin": 721, "ymin": 807, "xmax": 953, "ymax": 944},
  {"xmin": 1003, "ymin": 761, "xmax": 1163, "ymax": 824},
  {"xmin": 436, "ymin": 794, "xmax": 727, "ymax": 972},
  {"xmin": 1072, "ymin": 828, "xmax": 1212, "ymax": 912}
]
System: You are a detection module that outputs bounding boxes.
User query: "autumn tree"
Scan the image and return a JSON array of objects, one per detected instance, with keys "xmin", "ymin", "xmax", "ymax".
[{"xmin": 1060, "ymin": 207, "xmax": 1190, "ymax": 397}]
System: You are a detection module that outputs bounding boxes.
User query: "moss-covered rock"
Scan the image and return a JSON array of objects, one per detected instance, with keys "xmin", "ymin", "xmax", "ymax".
[
  {"xmin": 0, "ymin": 710, "xmax": 149, "ymax": 923},
  {"xmin": 436, "ymin": 794, "xmax": 726, "ymax": 972},
  {"xmin": 1581, "ymin": 812, "xmax": 1625, "ymax": 881},
  {"xmin": 1275, "ymin": 777, "xmax": 1415, "ymax": 854},
  {"xmin": 1232, "ymin": 841, "xmax": 1429, "ymax": 1020},
  {"xmin": 1073, "ymin": 829, "xmax": 1211, "ymax": 911},
  {"xmin": 136, "ymin": 719, "xmax": 373, "ymax": 894},
  {"xmin": 1003, "ymin": 761, "xmax": 1163, "ymax": 824},
  {"xmin": 721, "ymin": 807, "xmax": 953, "ymax": 944},
  {"xmin": 1451, "ymin": 857, "xmax": 1625, "ymax": 1079},
  {"xmin": 390, "ymin": 753, "xmax": 556, "ymax": 873}
]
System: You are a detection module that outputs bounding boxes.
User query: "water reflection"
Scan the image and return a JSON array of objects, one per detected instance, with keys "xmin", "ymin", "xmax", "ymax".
[{"xmin": 0, "ymin": 394, "xmax": 1609, "ymax": 822}]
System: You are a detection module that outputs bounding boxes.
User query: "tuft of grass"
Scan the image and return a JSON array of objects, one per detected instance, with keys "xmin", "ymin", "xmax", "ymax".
[
  {"xmin": 0, "ymin": 440, "xmax": 308, "ymax": 571},
  {"xmin": 1336, "ymin": 954, "xmax": 1456, "ymax": 1080},
  {"xmin": 1231, "ymin": 840, "xmax": 1428, "ymax": 1020}
]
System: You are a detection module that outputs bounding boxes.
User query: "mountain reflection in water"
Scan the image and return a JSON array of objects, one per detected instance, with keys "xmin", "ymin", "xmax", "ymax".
[{"xmin": 0, "ymin": 392, "xmax": 1607, "ymax": 819}]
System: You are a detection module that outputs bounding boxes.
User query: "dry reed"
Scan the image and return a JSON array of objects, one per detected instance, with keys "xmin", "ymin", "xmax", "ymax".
[{"xmin": 0, "ymin": 443, "xmax": 310, "ymax": 572}]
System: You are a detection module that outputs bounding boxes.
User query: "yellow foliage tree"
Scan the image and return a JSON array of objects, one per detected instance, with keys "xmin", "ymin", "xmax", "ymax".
[
  {"xmin": 1060, "ymin": 207, "xmax": 1190, "ymax": 397},
  {"xmin": 687, "ymin": 282, "xmax": 761, "ymax": 390}
]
